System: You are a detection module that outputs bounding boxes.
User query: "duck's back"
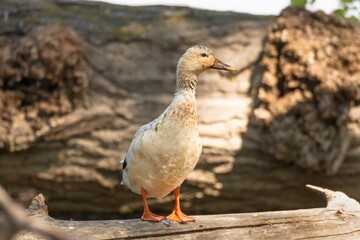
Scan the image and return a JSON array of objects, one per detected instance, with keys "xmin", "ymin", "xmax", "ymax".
[{"xmin": 122, "ymin": 91, "xmax": 202, "ymax": 198}]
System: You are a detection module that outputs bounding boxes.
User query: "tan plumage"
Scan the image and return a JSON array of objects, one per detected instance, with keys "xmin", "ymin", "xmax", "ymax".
[{"xmin": 121, "ymin": 45, "xmax": 236, "ymax": 222}]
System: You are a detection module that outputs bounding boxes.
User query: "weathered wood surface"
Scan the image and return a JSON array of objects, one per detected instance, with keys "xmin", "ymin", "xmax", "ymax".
[
  {"xmin": 0, "ymin": 0, "xmax": 359, "ymax": 219},
  {"xmin": 0, "ymin": 186, "xmax": 64, "ymax": 240},
  {"xmin": 7, "ymin": 185, "xmax": 360, "ymax": 240},
  {"xmin": 24, "ymin": 209, "xmax": 360, "ymax": 240}
]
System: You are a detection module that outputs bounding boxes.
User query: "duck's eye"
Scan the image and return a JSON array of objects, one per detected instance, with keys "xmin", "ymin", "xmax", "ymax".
[{"xmin": 201, "ymin": 53, "xmax": 207, "ymax": 57}]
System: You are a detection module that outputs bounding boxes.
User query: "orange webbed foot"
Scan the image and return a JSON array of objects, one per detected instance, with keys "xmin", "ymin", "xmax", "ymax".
[
  {"xmin": 141, "ymin": 211, "xmax": 165, "ymax": 222},
  {"xmin": 140, "ymin": 187, "xmax": 165, "ymax": 222},
  {"xmin": 166, "ymin": 186, "xmax": 195, "ymax": 223},
  {"xmin": 166, "ymin": 210, "xmax": 195, "ymax": 223}
]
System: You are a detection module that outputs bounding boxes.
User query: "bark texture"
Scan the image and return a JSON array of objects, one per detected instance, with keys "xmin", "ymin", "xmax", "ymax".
[
  {"xmin": 251, "ymin": 7, "xmax": 360, "ymax": 175},
  {"xmin": 0, "ymin": 25, "xmax": 88, "ymax": 151},
  {"xmin": 0, "ymin": 1, "xmax": 359, "ymax": 220}
]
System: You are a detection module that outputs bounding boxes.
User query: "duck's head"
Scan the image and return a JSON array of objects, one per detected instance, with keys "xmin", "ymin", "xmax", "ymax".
[
  {"xmin": 177, "ymin": 45, "xmax": 237, "ymax": 76},
  {"xmin": 176, "ymin": 45, "xmax": 236, "ymax": 92}
]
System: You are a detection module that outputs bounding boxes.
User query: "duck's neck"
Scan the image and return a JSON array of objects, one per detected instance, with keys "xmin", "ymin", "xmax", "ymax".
[{"xmin": 175, "ymin": 69, "xmax": 198, "ymax": 94}]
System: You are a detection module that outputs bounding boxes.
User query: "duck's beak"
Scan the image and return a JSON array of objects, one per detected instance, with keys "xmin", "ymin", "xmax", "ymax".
[{"xmin": 211, "ymin": 58, "xmax": 237, "ymax": 72}]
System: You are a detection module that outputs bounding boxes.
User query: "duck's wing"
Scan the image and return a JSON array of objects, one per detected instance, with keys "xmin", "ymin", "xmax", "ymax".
[
  {"xmin": 120, "ymin": 101, "xmax": 174, "ymax": 172},
  {"xmin": 121, "ymin": 118, "xmax": 159, "ymax": 170}
]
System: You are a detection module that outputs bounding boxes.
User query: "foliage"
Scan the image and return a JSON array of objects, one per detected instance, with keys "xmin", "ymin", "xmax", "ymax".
[
  {"xmin": 290, "ymin": 0, "xmax": 360, "ymax": 20},
  {"xmin": 290, "ymin": 0, "xmax": 308, "ymax": 7}
]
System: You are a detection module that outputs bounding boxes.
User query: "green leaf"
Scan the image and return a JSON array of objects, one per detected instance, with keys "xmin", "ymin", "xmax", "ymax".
[
  {"xmin": 291, "ymin": 0, "xmax": 308, "ymax": 8},
  {"xmin": 333, "ymin": 8, "xmax": 346, "ymax": 18}
]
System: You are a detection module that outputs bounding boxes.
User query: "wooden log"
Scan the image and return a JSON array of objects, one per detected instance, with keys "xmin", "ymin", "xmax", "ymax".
[
  {"xmin": 0, "ymin": 186, "xmax": 64, "ymax": 240},
  {"xmin": 5, "ymin": 185, "xmax": 360, "ymax": 240}
]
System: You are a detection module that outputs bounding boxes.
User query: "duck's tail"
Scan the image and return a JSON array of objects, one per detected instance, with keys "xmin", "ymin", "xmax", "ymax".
[{"xmin": 120, "ymin": 157, "xmax": 127, "ymax": 185}]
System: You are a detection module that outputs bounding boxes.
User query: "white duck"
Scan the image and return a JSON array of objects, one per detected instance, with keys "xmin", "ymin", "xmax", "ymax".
[{"xmin": 121, "ymin": 45, "xmax": 236, "ymax": 222}]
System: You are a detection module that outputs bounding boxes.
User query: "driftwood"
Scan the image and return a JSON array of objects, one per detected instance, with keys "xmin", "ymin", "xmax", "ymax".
[
  {"xmin": 0, "ymin": 0, "xmax": 359, "ymax": 219},
  {"xmin": 2, "ymin": 185, "xmax": 360, "ymax": 240},
  {"xmin": 0, "ymin": 186, "xmax": 64, "ymax": 240}
]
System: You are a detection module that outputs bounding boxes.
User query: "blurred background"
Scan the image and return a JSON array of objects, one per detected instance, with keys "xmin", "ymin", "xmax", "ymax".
[
  {"xmin": 87, "ymin": 0, "xmax": 338, "ymax": 15},
  {"xmin": 0, "ymin": 0, "xmax": 359, "ymax": 221}
]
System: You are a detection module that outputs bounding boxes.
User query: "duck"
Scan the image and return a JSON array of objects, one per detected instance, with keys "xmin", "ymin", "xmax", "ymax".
[{"xmin": 121, "ymin": 45, "xmax": 236, "ymax": 222}]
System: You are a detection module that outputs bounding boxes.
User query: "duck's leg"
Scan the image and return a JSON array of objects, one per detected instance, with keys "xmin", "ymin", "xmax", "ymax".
[
  {"xmin": 166, "ymin": 186, "xmax": 195, "ymax": 222},
  {"xmin": 141, "ymin": 187, "xmax": 164, "ymax": 222}
]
